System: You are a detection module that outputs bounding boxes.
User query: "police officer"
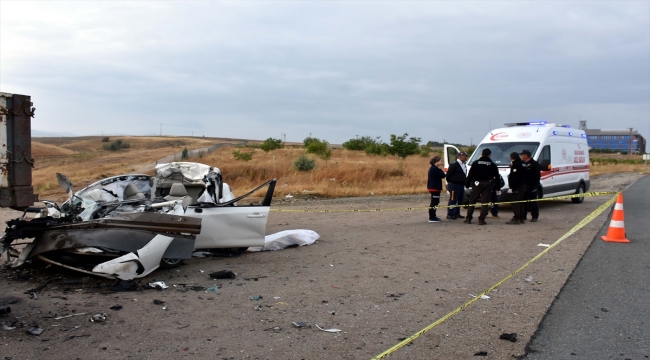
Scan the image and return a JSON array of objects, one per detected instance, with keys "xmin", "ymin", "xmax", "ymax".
[
  {"xmin": 520, "ymin": 149, "xmax": 541, "ymax": 222},
  {"xmin": 464, "ymin": 148, "xmax": 499, "ymax": 225},
  {"xmin": 445, "ymin": 151, "xmax": 468, "ymax": 219},
  {"xmin": 506, "ymin": 152, "xmax": 527, "ymax": 224}
]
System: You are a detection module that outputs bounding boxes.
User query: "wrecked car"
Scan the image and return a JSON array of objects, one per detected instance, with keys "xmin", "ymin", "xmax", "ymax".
[{"xmin": 1, "ymin": 162, "xmax": 276, "ymax": 280}]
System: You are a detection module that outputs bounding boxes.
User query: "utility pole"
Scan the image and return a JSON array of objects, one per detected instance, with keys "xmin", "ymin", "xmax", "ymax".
[
  {"xmin": 355, "ymin": 135, "xmax": 359, "ymax": 139},
  {"xmin": 160, "ymin": 124, "xmax": 162, "ymax": 136},
  {"xmin": 281, "ymin": 133, "xmax": 286, "ymax": 143},
  {"xmin": 309, "ymin": 132, "xmax": 312, "ymax": 138}
]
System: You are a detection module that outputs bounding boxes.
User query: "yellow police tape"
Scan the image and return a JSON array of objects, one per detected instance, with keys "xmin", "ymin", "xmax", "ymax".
[
  {"xmin": 370, "ymin": 193, "xmax": 619, "ymax": 360},
  {"xmin": 269, "ymin": 191, "xmax": 618, "ymax": 213}
]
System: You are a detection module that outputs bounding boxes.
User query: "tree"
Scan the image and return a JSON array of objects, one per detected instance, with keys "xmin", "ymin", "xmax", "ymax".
[
  {"xmin": 260, "ymin": 137, "xmax": 284, "ymax": 152},
  {"xmin": 364, "ymin": 141, "xmax": 389, "ymax": 156},
  {"xmin": 305, "ymin": 138, "xmax": 331, "ymax": 161},
  {"xmin": 387, "ymin": 133, "xmax": 421, "ymax": 159},
  {"xmin": 342, "ymin": 136, "xmax": 380, "ymax": 151},
  {"xmin": 303, "ymin": 137, "xmax": 319, "ymax": 148}
]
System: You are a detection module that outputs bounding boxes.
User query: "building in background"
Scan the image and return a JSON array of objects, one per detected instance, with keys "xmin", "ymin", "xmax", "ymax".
[{"xmin": 579, "ymin": 121, "xmax": 646, "ymax": 154}]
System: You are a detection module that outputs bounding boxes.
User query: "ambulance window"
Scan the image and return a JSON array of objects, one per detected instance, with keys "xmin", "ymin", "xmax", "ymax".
[{"xmin": 538, "ymin": 145, "xmax": 551, "ymax": 163}]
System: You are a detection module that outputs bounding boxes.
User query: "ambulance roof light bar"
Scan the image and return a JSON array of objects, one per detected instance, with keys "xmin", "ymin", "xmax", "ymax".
[{"xmin": 504, "ymin": 121, "xmax": 547, "ymax": 127}]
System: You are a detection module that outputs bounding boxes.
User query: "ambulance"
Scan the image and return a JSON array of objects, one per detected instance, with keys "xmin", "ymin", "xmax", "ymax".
[{"xmin": 444, "ymin": 121, "xmax": 590, "ymax": 203}]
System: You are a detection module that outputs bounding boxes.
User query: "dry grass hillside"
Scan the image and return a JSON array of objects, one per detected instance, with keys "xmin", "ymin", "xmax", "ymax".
[
  {"xmin": 30, "ymin": 136, "xmax": 647, "ymax": 201},
  {"xmin": 32, "ymin": 136, "xmax": 231, "ymax": 200}
]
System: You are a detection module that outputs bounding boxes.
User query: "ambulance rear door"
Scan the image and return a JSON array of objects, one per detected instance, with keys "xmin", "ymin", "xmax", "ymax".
[{"xmin": 443, "ymin": 144, "xmax": 460, "ymax": 172}]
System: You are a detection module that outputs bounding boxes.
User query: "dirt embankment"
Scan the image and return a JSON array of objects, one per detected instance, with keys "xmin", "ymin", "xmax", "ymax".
[{"xmin": 0, "ymin": 172, "xmax": 644, "ymax": 360}]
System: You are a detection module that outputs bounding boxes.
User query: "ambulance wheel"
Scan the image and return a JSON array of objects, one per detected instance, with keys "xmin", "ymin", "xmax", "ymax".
[{"xmin": 571, "ymin": 183, "xmax": 585, "ymax": 204}]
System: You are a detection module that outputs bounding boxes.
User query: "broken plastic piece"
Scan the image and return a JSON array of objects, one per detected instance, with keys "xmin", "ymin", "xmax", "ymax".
[
  {"xmin": 469, "ymin": 294, "xmax": 490, "ymax": 300},
  {"xmin": 206, "ymin": 286, "xmax": 219, "ymax": 293},
  {"xmin": 499, "ymin": 333, "xmax": 517, "ymax": 342},
  {"xmin": 92, "ymin": 235, "xmax": 175, "ymax": 280},
  {"xmin": 250, "ymin": 295, "xmax": 263, "ymax": 301},
  {"xmin": 89, "ymin": 313, "xmax": 106, "ymax": 323},
  {"xmin": 209, "ymin": 270, "xmax": 237, "ymax": 279},
  {"xmin": 148, "ymin": 281, "xmax": 169, "ymax": 290},
  {"xmin": 26, "ymin": 326, "xmax": 44, "ymax": 336},
  {"xmin": 537, "ymin": 243, "xmax": 551, "ymax": 247},
  {"xmin": 315, "ymin": 324, "xmax": 341, "ymax": 333},
  {"xmin": 292, "ymin": 322, "xmax": 308, "ymax": 328}
]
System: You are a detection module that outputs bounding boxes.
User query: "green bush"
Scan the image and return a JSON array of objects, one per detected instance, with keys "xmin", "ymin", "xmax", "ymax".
[
  {"xmin": 181, "ymin": 147, "xmax": 189, "ymax": 159},
  {"xmin": 365, "ymin": 142, "xmax": 389, "ymax": 156},
  {"xmin": 342, "ymin": 136, "xmax": 380, "ymax": 151},
  {"xmin": 232, "ymin": 150, "xmax": 254, "ymax": 161},
  {"xmin": 294, "ymin": 154, "xmax": 316, "ymax": 171},
  {"xmin": 101, "ymin": 139, "xmax": 130, "ymax": 151},
  {"xmin": 419, "ymin": 145, "xmax": 433, "ymax": 157},
  {"xmin": 101, "ymin": 137, "xmax": 110, "ymax": 142},
  {"xmin": 305, "ymin": 138, "xmax": 331, "ymax": 161},
  {"xmin": 260, "ymin": 138, "xmax": 284, "ymax": 152}
]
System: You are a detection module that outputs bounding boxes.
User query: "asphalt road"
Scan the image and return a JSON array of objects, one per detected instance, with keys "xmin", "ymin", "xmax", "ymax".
[{"xmin": 524, "ymin": 175, "xmax": 649, "ymax": 360}]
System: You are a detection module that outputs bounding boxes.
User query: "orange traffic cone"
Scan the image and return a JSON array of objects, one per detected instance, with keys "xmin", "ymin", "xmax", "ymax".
[{"xmin": 601, "ymin": 193, "xmax": 630, "ymax": 243}]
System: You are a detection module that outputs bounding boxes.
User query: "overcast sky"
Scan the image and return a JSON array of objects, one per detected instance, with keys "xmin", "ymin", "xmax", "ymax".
[{"xmin": 1, "ymin": 1, "xmax": 648, "ymax": 145}]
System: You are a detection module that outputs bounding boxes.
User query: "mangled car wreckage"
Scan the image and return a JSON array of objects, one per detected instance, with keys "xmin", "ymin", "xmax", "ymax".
[{"xmin": 1, "ymin": 162, "xmax": 276, "ymax": 280}]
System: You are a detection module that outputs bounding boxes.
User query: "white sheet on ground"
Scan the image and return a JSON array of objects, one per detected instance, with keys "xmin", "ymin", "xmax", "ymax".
[{"xmin": 248, "ymin": 230, "xmax": 319, "ymax": 252}]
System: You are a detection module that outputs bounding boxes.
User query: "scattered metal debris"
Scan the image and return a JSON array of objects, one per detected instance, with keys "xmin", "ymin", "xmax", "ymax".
[
  {"xmin": 0, "ymin": 307, "xmax": 11, "ymax": 316},
  {"xmin": 148, "ymin": 281, "xmax": 169, "ymax": 290},
  {"xmin": 209, "ymin": 270, "xmax": 237, "ymax": 279},
  {"xmin": 250, "ymin": 295, "xmax": 263, "ymax": 301},
  {"xmin": 469, "ymin": 294, "xmax": 491, "ymax": 300},
  {"xmin": 26, "ymin": 326, "xmax": 44, "ymax": 336},
  {"xmin": 63, "ymin": 334, "xmax": 90, "ymax": 342},
  {"xmin": 89, "ymin": 313, "xmax": 106, "ymax": 323},
  {"xmin": 315, "ymin": 325, "xmax": 341, "ymax": 333},
  {"xmin": 54, "ymin": 313, "xmax": 86, "ymax": 320},
  {"xmin": 292, "ymin": 322, "xmax": 308, "ymax": 328}
]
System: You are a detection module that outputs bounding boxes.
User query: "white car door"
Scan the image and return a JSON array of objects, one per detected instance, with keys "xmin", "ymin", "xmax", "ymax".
[{"xmin": 187, "ymin": 205, "xmax": 270, "ymax": 249}]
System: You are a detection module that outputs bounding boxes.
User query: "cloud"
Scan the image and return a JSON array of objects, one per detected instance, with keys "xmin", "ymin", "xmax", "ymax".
[{"xmin": 1, "ymin": 1, "xmax": 648, "ymax": 144}]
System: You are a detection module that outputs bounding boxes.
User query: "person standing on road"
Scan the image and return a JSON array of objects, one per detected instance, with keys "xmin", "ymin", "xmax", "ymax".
[
  {"xmin": 506, "ymin": 152, "xmax": 527, "ymax": 225},
  {"xmin": 520, "ymin": 149, "xmax": 541, "ymax": 222},
  {"xmin": 464, "ymin": 148, "xmax": 499, "ymax": 225},
  {"xmin": 445, "ymin": 151, "xmax": 468, "ymax": 220},
  {"xmin": 427, "ymin": 155, "xmax": 446, "ymax": 223}
]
